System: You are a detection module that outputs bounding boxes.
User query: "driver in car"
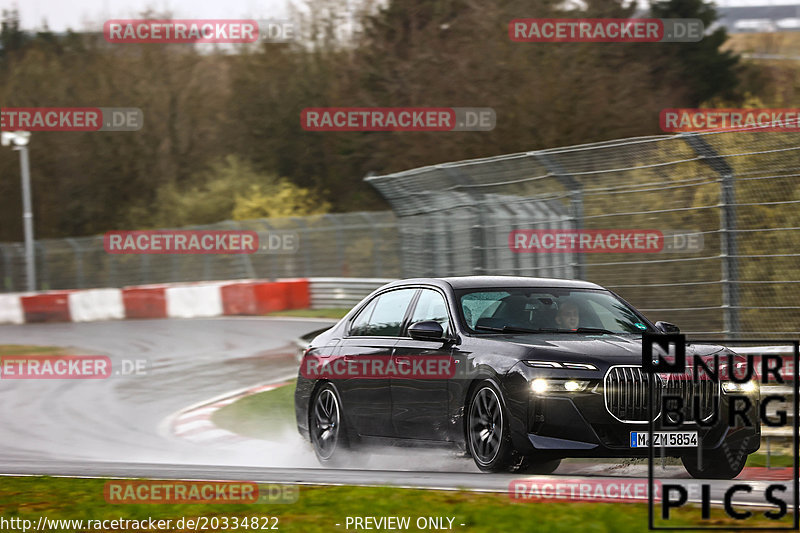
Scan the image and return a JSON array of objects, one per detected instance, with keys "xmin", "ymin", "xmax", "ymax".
[{"xmin": 555, "ymin": 300, "xmax": 580, "ymax": 330}]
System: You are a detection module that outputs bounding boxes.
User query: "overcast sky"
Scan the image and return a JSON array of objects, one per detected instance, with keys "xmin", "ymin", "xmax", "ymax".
[
  {"xmin": 4, "ymin": 0, "xmax": 290, "ymax": 32},
  {"xmin": 3, "ymin": 0, "xmax": 797, "ymax": 32}
]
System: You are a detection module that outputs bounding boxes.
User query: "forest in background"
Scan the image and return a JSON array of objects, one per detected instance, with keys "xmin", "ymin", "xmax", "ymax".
[{"xmin": 0, "ymin": 0, "xmax": 795, "ymax": 240}]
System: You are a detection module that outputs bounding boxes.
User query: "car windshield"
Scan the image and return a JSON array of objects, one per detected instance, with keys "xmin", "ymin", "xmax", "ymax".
[{"xmin": 458, "ymin": 288, "xmax": 653, "ymax": 335}]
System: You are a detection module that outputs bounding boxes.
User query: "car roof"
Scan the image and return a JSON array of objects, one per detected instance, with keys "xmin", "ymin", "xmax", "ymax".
[{"xmin": 382, "ymin": 276, "xmax": 603, "ymax": 291}]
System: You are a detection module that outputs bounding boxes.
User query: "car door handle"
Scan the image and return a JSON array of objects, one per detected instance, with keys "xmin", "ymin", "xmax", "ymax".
[{"xmin": 395, "ymin": 357, "xmax": 411, "ymax": 365}]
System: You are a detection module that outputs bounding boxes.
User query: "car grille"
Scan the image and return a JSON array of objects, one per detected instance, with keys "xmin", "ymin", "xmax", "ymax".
[
  {"xmin": 605, "ymin": 366, "xmax": 659, "ymax": 422},
  {"xmin": 660, "ymin": 371, "xmax": 717, "ymax": 423},
  {"xmin": 604, "ymin": 365, "xmax": 718, "ymax": 423}
]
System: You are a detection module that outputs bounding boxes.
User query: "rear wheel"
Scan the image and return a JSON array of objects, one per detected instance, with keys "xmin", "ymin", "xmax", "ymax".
[
  {"xmin": 681, "ymin": 450, "xmax": 747, "ymax": 479},
  {"xmin": 310, "ymin": 383, "xmax": 349, "ymax": 466},
  {"xmin": 467, "ymin": 380, "xmax": 517, "ymax": 472}
]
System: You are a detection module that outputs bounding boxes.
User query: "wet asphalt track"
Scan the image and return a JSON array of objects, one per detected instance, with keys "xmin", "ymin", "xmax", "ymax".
[{"xmin": 0, "ymin": 318, "xmax": 795, "ymax": 513}]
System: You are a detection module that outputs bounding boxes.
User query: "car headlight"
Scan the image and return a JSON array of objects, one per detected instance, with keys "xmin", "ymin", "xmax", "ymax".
[
  {"xmin": 531, "ymin": 378, "xmax": 590, "ymax": 393},
  {"xmin": 721, "ymin": 380, "xmax": 759, "ymax": 394},
  {"xmin": 523, "ymin": 361, "xmax": 598, "ymax": 370}
]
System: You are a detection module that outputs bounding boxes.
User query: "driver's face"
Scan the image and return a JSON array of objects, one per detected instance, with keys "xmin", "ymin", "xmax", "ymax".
[{"xmin": 556, "ymin": 303, "xmax": 579, "ymax": 329}]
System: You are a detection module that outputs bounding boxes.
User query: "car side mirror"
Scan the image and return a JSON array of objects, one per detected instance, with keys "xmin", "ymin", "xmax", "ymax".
[
  {"xmin": 408, "ymin": 320, "xmax": 445, "ymax": 341},
  {"xmin": 655, "ymin": 321, "xmax": 680, "ymax": 334}
]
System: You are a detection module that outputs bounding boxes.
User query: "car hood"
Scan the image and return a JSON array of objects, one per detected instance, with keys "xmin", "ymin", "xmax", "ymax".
[{"xmin": 485, "ymin": 333, "xmax": 726, "ymax": 366}]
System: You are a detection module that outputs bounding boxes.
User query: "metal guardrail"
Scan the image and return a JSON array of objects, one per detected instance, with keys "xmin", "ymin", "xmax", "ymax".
[{"xmin": 309, "ymin": 277, "xmax": 395, "ymax": 309}]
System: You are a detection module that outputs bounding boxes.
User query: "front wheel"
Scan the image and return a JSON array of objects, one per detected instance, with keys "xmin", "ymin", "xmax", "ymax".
[
  {"xmin": 310, "ymin": 383, "xmax": 349, "ymax": 466},
  {"xmin": 681, "ymin": 449, "xmax": 747, "ymax": 479},
  {"xmin": 466, "ymin": 380, "xmax": 517, "ymax": 472}
]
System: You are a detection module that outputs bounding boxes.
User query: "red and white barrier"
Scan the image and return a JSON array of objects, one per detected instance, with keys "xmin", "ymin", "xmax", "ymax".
[
  {"xmin": 0, "ymin": 278, "xmax": 311, "ymax": 324},
  {"xmin": 121, "ymin": 286, "xmax": 168, "ymax": 319},
  {"xmin": 166, "ymin": 284, "xmax": 225, "ymax": 318},
  {"xmin": 0, "ymin": 294, "xmax": 24, "ymax": 324},
  {"xmin": 22, "ymin": 292, "xmax": 72, "ymax": 323},
  {"xmin": 69, "ymin": 289, "xmax": 125, "ymax": 322}
]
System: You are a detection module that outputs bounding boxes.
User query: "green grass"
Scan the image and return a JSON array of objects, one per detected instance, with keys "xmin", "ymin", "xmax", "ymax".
[
  {"xmin": 746, "ymin": 452, "xmax": 795, "ymax": 468},
  {"xmin": 266, "ymin": 308, "xmax": 347, "ymax": 319},
  {"xmin": 211, "ymin": 381, "xmax": 297, "ymax": 440},
  {"xmin": 0, "ymin": 345, "xmax": 69, "ymax": 356},
  {"xmin": 0, "ymin": 477, "xmax": 790, "ymax": 532}
]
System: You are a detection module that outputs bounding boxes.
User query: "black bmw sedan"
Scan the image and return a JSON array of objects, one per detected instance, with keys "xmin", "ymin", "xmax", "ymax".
[{"xmin": 295, "ymin": 276, "xmax": 760, "ymax": 479}]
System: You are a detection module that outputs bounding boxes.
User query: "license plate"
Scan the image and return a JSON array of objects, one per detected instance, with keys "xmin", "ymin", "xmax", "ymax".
[{"xmin": 630, "ymin": 431, "xmax": 698, "ymax": 448}]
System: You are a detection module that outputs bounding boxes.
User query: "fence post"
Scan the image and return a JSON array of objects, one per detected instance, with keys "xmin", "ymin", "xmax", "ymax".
[
  {"xmin": 681, "ymin": 133, "xmax": 739, "ymax": 337},
  {"xmin": 290, "ymin": 217, "xmax": 312, "ymax": 278},
  {"xmin": 65, "ymin": 238, "xmax": 85, "ymax": 289},
  {"xmin": 140, "ymin": 247, "xmax": 151, "ymax": 285},
  {"xmin": 36, "ymin": 241, "xmax": 49, "ymax": 290},
  {"xmin": 224, "ymin": 220, "xmax": 255, "ymax": 280},
  {"xmin": 259, "ymin": 220, "xmax": 277, "ymax": 281},
  {"xmin": 0, "ymin": 245, "xmax": 13, "ymax": 291},
  {"xmin": 531, "ymin": 151, "xmax": 585, "ymax": 280},
  {"xmin": 472, "ymin": 206, "xmax": 487, "ymax": 275},
  {"xmin": 322, "ymin": 214, "xmax": 347, "ymax": 276},
  {"xmin": 357, "ymin": 212, "xmax": 382, "ymax": 278}
]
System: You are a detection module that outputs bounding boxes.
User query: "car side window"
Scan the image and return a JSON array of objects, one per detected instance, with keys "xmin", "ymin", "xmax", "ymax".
[
  {"xmin": 349, "ymin": 288, "xmax": 417, "ymax": 337},
  {"xmin": 349, "ymin": 297, "xmax": 378, "ymax": 336},
  {"xmin": 409, "ymin": 289, "xmax": 451, "ymax": 336}
]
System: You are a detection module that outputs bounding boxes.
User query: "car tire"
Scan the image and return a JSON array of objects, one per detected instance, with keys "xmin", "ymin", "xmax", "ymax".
[
  {"xmin": 517, "ymin": 457, "xmax": 561, "ymax": 475},
  {"xmin": 681, "ymin": 450, "xmax": 748, "ymax": 480},
  {"xmin": 466, "ymin": 380, "xmax": 517, "ymax": 473},
  {"xmin": 309, "ymin": 383, "xmax": 350, "ymax": 467}
]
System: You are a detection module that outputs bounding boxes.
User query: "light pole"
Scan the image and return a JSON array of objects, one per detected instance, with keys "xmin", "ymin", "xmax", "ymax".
[{"xmin": 1, "ymin": 131, "xmax": 35, "ymax": 292}]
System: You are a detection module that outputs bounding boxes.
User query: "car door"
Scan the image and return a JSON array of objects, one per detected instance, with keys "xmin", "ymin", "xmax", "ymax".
[
  {"xmin": 337, "ymin": 288, "xmax": 418, "ymax": 438},
  {"xmin": 391, "ymin": 288, "xmax": 455, "ymax": 441}
]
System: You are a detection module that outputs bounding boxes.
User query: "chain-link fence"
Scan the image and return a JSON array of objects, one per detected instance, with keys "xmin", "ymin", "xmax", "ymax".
[
  {"xmin": 0, "ymin": 211, "xmax": 401, "ymax": 291},
  {"xmin": 367, "ymin": 129, "xmax": 800, "ymax": 339},
  {"xmin": 2, "ymin": 127, "xmax": 799, "ymax": 337}
]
